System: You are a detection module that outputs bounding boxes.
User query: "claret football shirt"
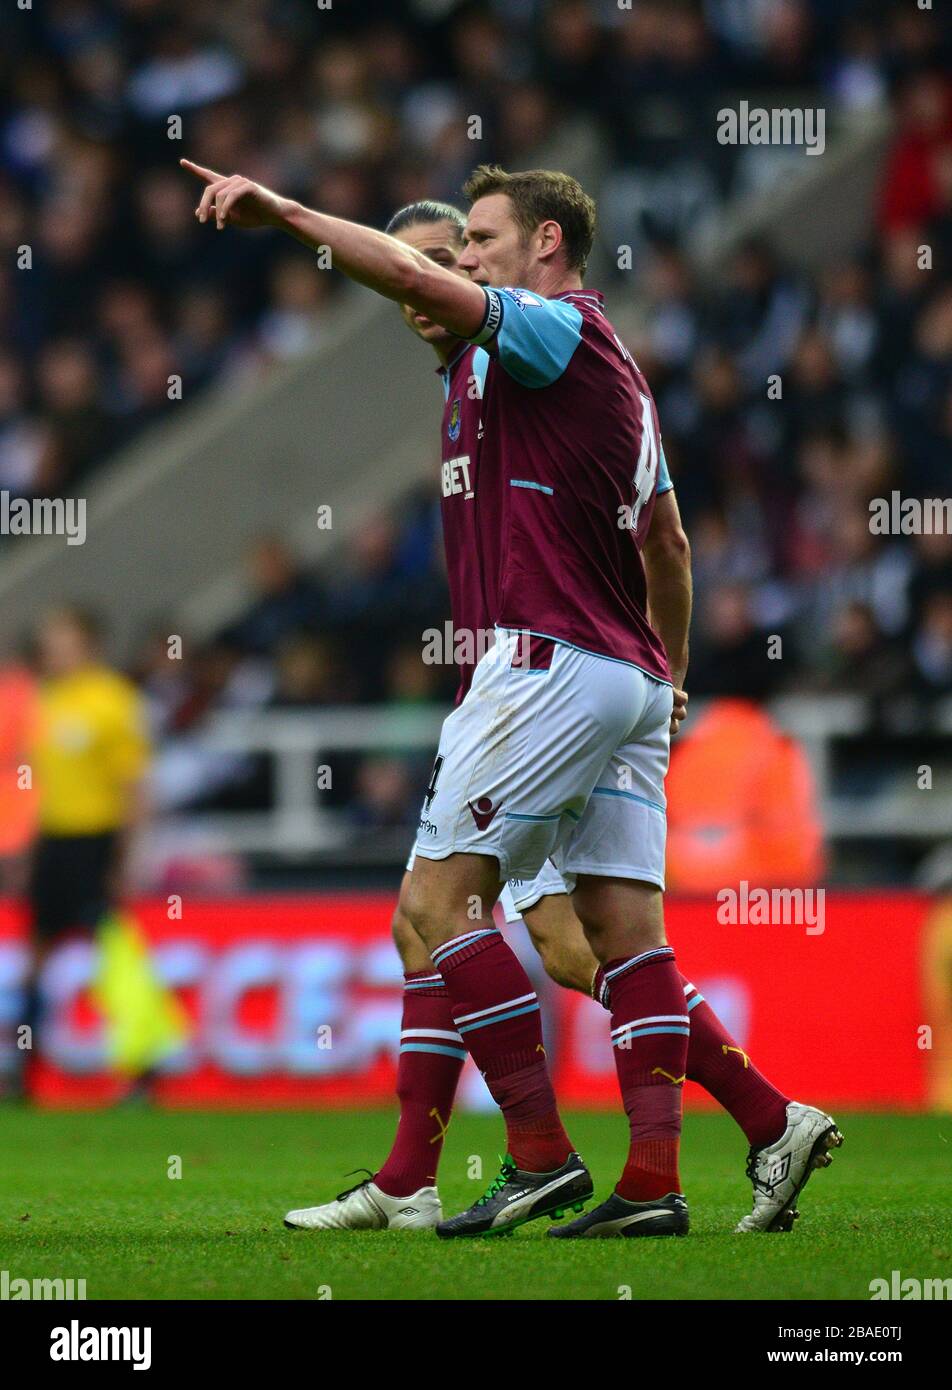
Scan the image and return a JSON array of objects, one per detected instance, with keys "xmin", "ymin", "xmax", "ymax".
[{"xmin": 437, "ymin": 286, "xmax": 673, "ymax": 700}]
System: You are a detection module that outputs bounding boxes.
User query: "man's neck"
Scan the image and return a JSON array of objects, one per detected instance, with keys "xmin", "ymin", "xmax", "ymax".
[{"xmin": 526, "ymin": 265, "xmax": 584, "ymax": 300}]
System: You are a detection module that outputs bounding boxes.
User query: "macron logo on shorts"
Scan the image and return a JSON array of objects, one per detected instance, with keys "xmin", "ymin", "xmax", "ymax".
[{"xmin": 468, "ymin": 796, "xmax": 500, "ymax": 831}]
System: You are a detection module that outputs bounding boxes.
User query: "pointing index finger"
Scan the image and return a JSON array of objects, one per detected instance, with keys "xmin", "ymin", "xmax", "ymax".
[{"xmin": 179, "ymin": 158, "xmax": 222, "ymax": 184}]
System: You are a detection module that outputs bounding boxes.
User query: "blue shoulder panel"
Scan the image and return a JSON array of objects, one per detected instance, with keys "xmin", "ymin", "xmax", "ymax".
[
  {"xmin": 472, "ymin": 347, "xmax": 490, "ymax": 397},
  {"xmin": 469, "ymin": 288, "xmax": 582, "ymax": 389},
  {"xmin": 657, "ymin": 444, "xmax": 673, "ymax": 495}
]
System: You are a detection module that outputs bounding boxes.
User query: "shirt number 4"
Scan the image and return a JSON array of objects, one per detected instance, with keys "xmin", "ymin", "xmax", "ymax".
[{"xmin": 628, "ymin": 392, "xmax": 659, "ymax": 531}]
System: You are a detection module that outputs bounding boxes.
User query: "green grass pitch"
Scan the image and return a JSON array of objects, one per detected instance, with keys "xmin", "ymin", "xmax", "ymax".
[{"xmin": 0, "ymin": 1107, "xmax": 949, "ymax": 1301}]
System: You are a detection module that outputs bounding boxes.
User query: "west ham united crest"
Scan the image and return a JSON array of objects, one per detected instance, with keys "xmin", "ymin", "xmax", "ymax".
[{"xmin": 448, "ymin": 398, "xmax": 461, "ymax": 442}]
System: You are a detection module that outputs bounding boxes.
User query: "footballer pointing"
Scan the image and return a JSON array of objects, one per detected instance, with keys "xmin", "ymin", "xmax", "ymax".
[{"xmin": 183, "ymin": 157, "xmax": 842, "ymax": 1239}]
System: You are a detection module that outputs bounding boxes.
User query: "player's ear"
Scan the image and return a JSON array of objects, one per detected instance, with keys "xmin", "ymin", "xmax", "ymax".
[{"xmin": 536, "ymin": 219, "xmax": 563, "ymax": 262}]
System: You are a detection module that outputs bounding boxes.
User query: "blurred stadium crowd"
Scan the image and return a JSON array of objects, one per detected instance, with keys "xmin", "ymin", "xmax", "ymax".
[{"xmin": 2, "ymin": 1, "xmax": 951, "ymax": 837}]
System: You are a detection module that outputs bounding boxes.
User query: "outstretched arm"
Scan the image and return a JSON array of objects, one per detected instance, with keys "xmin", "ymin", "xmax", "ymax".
[
  {"xmin": 643, "ymin": 488, "xmax": 692, "ymax": 734},
  {"xmin": 180, "ymin": 159, "xmax": 487, "ymax": 338}
]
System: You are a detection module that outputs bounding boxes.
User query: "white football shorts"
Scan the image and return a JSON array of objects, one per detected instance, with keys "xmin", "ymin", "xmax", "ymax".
[{"xmin": 411, "ymin": 628, "xmax": 672, "ymax": 890}]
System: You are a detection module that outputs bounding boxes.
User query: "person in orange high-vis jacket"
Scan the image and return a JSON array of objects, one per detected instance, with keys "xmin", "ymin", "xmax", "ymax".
[
  {"xmin": 0, "ymin": 662, "xmax": 39, "ymax": 893},
  {"xmin": 922, "ymin": 899, "xmax": 952, "ymax": 1113},
  {"xmin": 665, "ymin": 698, "xmax": 824, "ymax": 891}
]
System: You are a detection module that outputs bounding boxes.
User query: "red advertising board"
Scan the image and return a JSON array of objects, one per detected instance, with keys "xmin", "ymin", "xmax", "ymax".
[{"xmin": 0, "ymin": 893, "xmax": 935, "ymax": 1109}]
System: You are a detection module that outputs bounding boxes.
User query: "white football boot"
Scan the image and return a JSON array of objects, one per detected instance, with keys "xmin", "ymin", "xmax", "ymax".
[
  {"xmin": 735, "ymin": 1101, "xmax": 844, "ymax": 1233},
  {"xmin": 284, "ymin": 1174, "xmax": 441, "ymax": 1232}
]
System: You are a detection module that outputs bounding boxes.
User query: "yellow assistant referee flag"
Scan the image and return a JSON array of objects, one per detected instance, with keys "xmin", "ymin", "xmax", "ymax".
[{"xmin": 92, "ymin": 912, "xmax": 189, "ymax": 1076}]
